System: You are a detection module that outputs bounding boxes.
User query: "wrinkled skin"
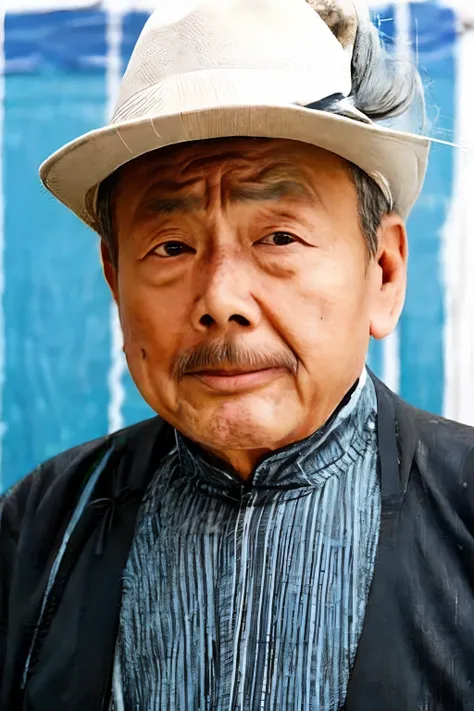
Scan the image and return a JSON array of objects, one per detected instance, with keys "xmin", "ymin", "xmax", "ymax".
[{"xmin": 102, "ymin": 138, "xmax": 407, "ymax": 479}]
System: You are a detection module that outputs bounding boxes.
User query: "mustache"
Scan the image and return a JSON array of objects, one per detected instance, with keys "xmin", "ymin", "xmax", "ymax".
[{"xmin": 172, "ymin": 339, "xmax": 298, "ymax": 380}]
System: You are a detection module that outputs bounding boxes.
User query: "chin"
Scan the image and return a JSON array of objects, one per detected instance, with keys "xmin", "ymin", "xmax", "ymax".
[{"xmin": 187, "ymin": 399, "xmax": 296, "ymax": 451}]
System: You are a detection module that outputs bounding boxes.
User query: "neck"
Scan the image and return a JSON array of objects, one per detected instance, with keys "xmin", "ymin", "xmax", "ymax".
[{"xmin": 202, "ymin": 447, "xmax": 271, "ymax": 482}]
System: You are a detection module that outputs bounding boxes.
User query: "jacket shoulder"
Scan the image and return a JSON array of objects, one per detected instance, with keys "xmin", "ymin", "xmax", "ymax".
[
  {"xmin": 0, "ymin": 416, "xmax": 165, "ymax": 524},
  {"xmin": 410, "ymin": 406, "xmax": 474, "ymax": 525},
  {"xmin": 1, "ymin": 432, "xmax": 106, "ymax": 516},
  {"xmin": 371, "ymin": 373, "xmax": 474, "ymax": 471},
  {"xmin": 398, "ymin": 397, "xmax": 474, "ymax": 473},
  {"xmin": 370, "ymin": 373, "xmax": 474, "ymax": 505},
  {"xmin": 381, "ymin": 386, "xmax": 474, "ymax": 526}
]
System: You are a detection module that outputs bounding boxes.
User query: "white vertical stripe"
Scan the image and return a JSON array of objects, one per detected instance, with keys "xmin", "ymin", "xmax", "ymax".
[
  {"xmin": 106, "ymin": 9, "xmax": 127, "ymax": 434},
  {"xmin": 0, "ymin": 8, "xmax": 6, "ymax": 491},
  {"xmin": 382, "ymin": 330, "xmax": 400, "ymax": 395},
  {"xmin": 442, "ymin": 20, "xmax": 474, "ymax": 425},
  {"xmin": 228, "ymin": 493, "xmax": 255, "ymax": 710},
  {"xmin": 395, "ymin": 0, "xmax": 414, "ymax": 63},
  {"xmin": 112, "ymin": 650, "xmax": 126, "ymax": 711},
  {"xmin": 381, "ymin": 0, "xmax": 413, "ymax": 396}
]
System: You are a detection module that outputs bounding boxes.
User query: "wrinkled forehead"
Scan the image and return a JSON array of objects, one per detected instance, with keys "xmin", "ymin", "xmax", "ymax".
[{"xmin": 113, "ymin": 137, "xmax": 351, "ymax": 197}]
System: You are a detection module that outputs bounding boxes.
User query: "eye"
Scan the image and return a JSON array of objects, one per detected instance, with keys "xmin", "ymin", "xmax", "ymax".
[
  {"xmin": 258, "ymin": 231, "xmax": 297, "ymax": 246},
  {"xmin": 151, "ymin": 241, "xmax": 195, "ymax": 258}
]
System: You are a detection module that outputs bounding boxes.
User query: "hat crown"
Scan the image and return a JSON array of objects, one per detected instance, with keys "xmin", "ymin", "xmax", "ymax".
[
  {"xmin": 113, "ymin": 0, "xmax": 351, "ymax": 121},
  {"xmin": 39, "ymin": 0, "xmax": 430, "ymax": 232}
]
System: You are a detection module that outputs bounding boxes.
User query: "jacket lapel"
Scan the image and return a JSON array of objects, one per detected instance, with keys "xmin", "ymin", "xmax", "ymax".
[
  {"xmin": 23, "ymin": 417, "xmax": 175, "ymax": 711},
  {"xmin": 73, "ymin": 417, "xmax": 175, "ymax": 709},
  {"xmin": 344, "ymin": 375, "xmax": 417, "ymax": 710}
]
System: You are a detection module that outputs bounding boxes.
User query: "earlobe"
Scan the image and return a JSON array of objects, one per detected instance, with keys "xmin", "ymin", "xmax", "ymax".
[
  {"xmin": 369, "ymin": 213, "xmax": 408, "ymax": 340},
  {"xmin": 100, "ymin": 241, "xmax": 119, "ymax": 303}
]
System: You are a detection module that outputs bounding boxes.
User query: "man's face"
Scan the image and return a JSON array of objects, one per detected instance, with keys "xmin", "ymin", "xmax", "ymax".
[{"xmin": 105, "ymin": 138, "xmax": 406, "ymax": 464}]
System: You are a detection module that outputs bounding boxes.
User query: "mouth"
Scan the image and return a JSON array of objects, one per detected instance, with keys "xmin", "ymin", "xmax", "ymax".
[{"xmin": 186, "ymin": 367, "xmax": 287, "ymax": 393}]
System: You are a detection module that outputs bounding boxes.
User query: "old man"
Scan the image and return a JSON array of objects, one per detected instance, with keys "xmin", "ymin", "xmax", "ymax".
[{"xmin": 2, "ymin": 0, "xmax": 474, "ymax": 709}]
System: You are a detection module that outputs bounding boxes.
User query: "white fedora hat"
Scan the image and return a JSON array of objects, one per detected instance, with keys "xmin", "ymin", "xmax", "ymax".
[{"xmin": 39, "ymin": 0, "xmax": 431, "ymax": 231}]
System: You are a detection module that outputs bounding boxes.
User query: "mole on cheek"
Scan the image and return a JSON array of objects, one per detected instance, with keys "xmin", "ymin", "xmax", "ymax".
[{"xmin": 141, "ymin": 349, "xmax": 147, "ymax": 359}]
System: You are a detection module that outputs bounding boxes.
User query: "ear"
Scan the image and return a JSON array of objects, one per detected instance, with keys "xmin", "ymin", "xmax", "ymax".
[
  {"xmin": 100, "ymin": 240, "xmax": 119, "ymax": 304},
  {"xmin": 369, "ymin": 213, "xmax": 408, "ymax": 340}
]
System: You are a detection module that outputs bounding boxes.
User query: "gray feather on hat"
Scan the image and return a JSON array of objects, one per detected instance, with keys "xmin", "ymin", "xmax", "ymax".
[{"xmin": 305, "ymin": 0, "xmax": 361, "ymax": 53}]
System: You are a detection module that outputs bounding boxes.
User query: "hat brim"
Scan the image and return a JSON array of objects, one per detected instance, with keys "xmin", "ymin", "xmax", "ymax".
[{"xmin": 39, "ymin": 103, "xmax": 430, "ymax": 231}]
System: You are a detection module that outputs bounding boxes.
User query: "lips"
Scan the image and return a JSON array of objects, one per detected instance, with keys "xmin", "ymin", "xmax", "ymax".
[
  {"xmin": 193, "ymin": 369, "xmax": 259, "ymax": 376},
  {"xmin": 186, "ymin": 367, "xmax": 287, "ymax": 393}
]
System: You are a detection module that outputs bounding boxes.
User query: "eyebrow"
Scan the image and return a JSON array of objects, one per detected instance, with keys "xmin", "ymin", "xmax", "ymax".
[
  {"xmin": 138, "ymin": 170, "xmax": 315, "ymax": 217},
  {"xmin": 229, "ymin": 163, "xmax": 315, "ymax": 204},
  {"xmin": 229, "ymin": 179, "xmax": 313, "ymax": 203},
  {"xmin": 140, "ymin": 196, "xmax": 204, "ymax": 215}
]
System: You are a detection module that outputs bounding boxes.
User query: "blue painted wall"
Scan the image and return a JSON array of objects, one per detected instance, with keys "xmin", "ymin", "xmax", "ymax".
[
  {"xmin": 399, "ymin": 3, "xmax": 456, "ymax": 413},
  {"xmin": 0, "ymin": 4, "xmax": 457, "ymax": 490}
]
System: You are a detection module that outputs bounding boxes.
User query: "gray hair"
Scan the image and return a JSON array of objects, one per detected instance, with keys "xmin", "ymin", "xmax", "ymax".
[
  {"xmin": 325, "ymin": 10, "xmax": 425, "ymax": 125},
  {"xmin": 97, "ymin": 14, "xmax": 424, "ymax": 266}
]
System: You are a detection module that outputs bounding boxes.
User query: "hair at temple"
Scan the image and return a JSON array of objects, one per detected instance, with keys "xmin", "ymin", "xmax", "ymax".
[{"xmin": 97, "ymin": 13, "xmax": 424, "ymax": 268}]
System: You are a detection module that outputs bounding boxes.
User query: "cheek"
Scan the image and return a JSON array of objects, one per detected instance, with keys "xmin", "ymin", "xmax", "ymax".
[
  {"xmin": 118, "ymin": 281, "xmax": 179, "ymax": 365},
  {"xmin": 269, "ymin": 257, "xmax": 370, "ymax": 357},
  {"xmin": 300, "ymin": 260, "xmax": 367, "ymax": 313},
  {"xmin": 118, "ymin": 287, "xmax": 181, "ymax": 411}
]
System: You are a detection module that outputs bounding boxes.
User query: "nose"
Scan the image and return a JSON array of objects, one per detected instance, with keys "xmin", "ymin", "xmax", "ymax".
[{"xmin": 191, "ymin": 251, "xmax": 261, "ymax": 333}]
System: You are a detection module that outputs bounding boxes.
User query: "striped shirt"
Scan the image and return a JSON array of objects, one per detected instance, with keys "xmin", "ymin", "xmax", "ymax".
[{"xmin": 113, "ymin": 370, "xmax": 381, "ymax": 710}]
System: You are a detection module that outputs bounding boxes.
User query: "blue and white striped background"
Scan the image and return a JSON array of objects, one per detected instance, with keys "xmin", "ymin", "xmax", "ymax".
[{"xmin": 0, "ymin": 1, "xmax": 472, "ymax": 491}]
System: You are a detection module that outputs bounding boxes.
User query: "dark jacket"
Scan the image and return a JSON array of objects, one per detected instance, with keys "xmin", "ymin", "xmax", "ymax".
[{"xmin": 1, "ymin": 375, "xmax": 474, "ymax": 711}]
